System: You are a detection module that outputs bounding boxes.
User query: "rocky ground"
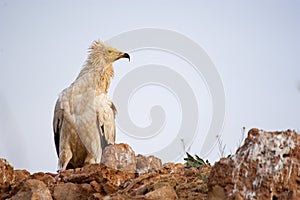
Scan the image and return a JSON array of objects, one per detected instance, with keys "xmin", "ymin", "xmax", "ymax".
[{"xmin": 1, "ymin": 128, "xmax": 300, "ymax": 199}]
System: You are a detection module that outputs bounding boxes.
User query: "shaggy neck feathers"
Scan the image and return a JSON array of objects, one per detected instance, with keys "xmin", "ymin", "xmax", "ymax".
[
  {"xmin": 75, "ymin": 60, "xmax": 114, "ymax": 94},
  {"xmin": 99, "ymin": 64, "xmax": 114, "ymax": 93},
  {"xmin": 74, "ymin": 41, "xmax": 115, "ymax": 94}
]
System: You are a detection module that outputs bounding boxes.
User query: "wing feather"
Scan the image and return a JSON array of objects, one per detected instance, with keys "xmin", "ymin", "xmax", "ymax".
[
  {"xmin": 96, "ymin": 94, "xmax": 116, "ymax": 147},
  {"xmin": 53, "ymin": 98, "xmax": 63, "ymax": 157}
]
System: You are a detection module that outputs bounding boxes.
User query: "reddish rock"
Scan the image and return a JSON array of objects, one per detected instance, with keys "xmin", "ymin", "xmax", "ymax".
[
  {"xmin": 59, "ymin": 163, "xmax": 135, "ymax": 195},
  {"xmin": 53, "ymin": 182, "xmax": 94, "ymax": 200},
  {"xmin": 208, "ymin": 128, "xmax": 300, "ymax": 200},
  {"xmin": 145, "ymin": 185, "xmax": 178, "ymax": 200},
  {"xmin": 14, "ymin": 170, "xmax": 30, "ymax": 184},
  {"xmin": 105, "ymin": 163, "xmax": 211, "ymax": 200},
  {"xmin": 0, "ymin": 158, "xmax": 14, "ymax": 193},
  {"xmin": 4, "ymin": 129, "xmax": 300, "ymax": 199},
  {"xmin": 1, "ymin": 143, "xmax": 211, "ymax": 199},
  {"xmin": 9, "ymin": 170, "xmax": 32, "ymax": 199},
  {"xmin": 101, "ymin": 143, "xmax": 136, "ymax": 173},
  {"xmin": 8, "ymin": 179, "xmax": 52, "ymax": 200},
  {"xmin": 136, "ymin": 154, "xmax": 162, "ymax": 175},
  {"xmin": 208, "ymin": 185, "xmax": 226, "ymax": 200},
  {"xmin": 90, "ymin": 193, "xmax": 104, "ymax": 200},
  {"xmin": 30, "ymin": 172, "xmax": 55, "ymax": 188},
  {"xmin": 161, "ymin": 162, "xmax": 187, "ymax": 175},
  {"xmin": 90, "ymin": 180, "xmax": 103, "ymax": 193}
]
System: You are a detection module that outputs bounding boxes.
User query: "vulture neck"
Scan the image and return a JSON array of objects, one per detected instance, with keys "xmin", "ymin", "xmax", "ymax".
[
  {"xmin": 98, "ymin": 64, "xmax": 114, "ymax": 93},
  {"xmin": 76, "ymin": 62, "xmax": 114, "ymax": 94}
]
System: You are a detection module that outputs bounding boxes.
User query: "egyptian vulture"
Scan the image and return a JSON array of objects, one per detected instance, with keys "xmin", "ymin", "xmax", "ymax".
[{"xmin": 53, "ymin": 40, "xmax": 130, "ymax": 171}]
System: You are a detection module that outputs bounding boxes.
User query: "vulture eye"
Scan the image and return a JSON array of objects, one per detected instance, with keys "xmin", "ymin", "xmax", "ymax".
[{"xmin": 107, "ymin": 50, "xmax": 112, "ymax": 54}]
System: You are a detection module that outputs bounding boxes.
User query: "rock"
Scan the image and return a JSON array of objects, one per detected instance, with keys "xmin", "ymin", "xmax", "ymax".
[
  {"xmin": 145, "ymin": 185, "xmax": 178, "ymax": 200},
  {"xmin": 101, "ymin": 144, "xmax": 163, "ymax": 174},
  {"xmin": 30, "ymin": 172, "xmax": 55, "ymax": 188},
  {"xmin": 14, "ymin": 170, "xmax": 30, "ymax": 184},
  {"xmin": 161, "ymin": 162, "xmax": 187, "ymax": 175},
  {"xmin": 136, "ymin": 154, "xmax": 162, "ymax": 175},
  {"xmin": 0, "ymin": 142, "xmax": 209, "ymax": 199},
  {"xmin": 208, "ymin": 185, "xmax": 226, "ymax": 200},
  {"xmin": 90, "ymin": 193, "xmax": 104, "ymax": 200},
  {"xmin": 8, "ymin": 179, "xmax": 52, "ymax": 200},
  {"xmin": 0, "ymin": 158, "xmax": 14, "ymax": 193},
  {"xmin": 101, "ymin": 143, "xmax": 136, "ymax": 173},
  {"xmin": 102, "ymin": 193, "xmax": 127, "ymax": 200},
  {"xmin": 3, "ymin": 130, "xmax": 300, "ymax": 199},
  {"xmin": 90, "ymin": 180, "xmax": 103, "ymax": 193},
  {"xmin": 105, "ymin": 162, "xmax": 211, "ymax": 200},
  {"xmin": 208, "ymin": 128, "xmax": 300, "ymax": 200},
  {"xmin": 59, "ymin": 163, "xmax": 135, "ymax": 195},
  {"xmin": 53, "ymin": 182, "xmax": 95, "ymax": 200}
]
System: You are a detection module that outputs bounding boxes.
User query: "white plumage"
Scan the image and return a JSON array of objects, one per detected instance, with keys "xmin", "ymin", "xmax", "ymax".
[{"xmin": 53, "ymin": 40, "xmax": 129, "ymax": 171}]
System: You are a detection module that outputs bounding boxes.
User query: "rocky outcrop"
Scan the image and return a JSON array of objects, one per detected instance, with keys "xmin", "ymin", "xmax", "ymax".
[
  {"xmin": 1, "ymin": 160, "xmax": 210, "ymax": 200},
  {"xmin": 8, "ymin": 179, "xmax": 52, "ymax": 200},
  {"xmin": 104, "ymin": 163, "xmax": 210, "ymax": 199},
  {"xmin": 0, "ymin": 158, "xmax": 14, "ymax": 194},
  {"xmin": 208, "ymin": 128, "xmax": 300, "ymax": 200},
  {"xmin": 1, "ymin": 143, "xmax": 210, "ymax": 199},
  {"xmin": 2, "ymin": 129, "xmax": 300, "ymax": 200}
]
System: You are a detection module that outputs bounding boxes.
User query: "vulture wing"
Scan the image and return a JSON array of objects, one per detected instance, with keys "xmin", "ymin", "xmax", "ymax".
[{"xmin": 96, "ymin": 94, "xmax": 117, "ymax": 148}]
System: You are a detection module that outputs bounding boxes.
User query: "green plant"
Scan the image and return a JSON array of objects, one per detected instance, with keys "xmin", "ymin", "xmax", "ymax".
[{"xmin": 184, "ymin": 152, "xmax": 210, "ymax": 168}]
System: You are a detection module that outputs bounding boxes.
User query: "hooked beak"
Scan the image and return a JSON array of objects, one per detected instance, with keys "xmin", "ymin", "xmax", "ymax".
[{"xmin": 122, "ymin": 53, "xmax": 130, "ymax": 61}]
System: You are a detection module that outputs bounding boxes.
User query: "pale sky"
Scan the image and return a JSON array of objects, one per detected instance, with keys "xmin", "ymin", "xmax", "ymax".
[{"xmin": 0, "ymin": 1, "xmax": 299, "ymax": 172}]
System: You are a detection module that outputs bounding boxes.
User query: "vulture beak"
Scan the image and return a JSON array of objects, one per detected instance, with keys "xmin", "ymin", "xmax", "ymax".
[{"xmin": 122, "ymin": 53, "xmax": 130, "ymax": 61}]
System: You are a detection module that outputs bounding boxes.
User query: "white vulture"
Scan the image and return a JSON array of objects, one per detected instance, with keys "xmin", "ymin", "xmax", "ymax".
[{"xmin": 53, "ymin": 40, "xmax": 130, "ymax": 171}]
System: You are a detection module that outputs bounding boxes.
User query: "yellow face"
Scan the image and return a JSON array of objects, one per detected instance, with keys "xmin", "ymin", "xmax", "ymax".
[
  {"xmin": 88, "ymin": 40, "xmax": 130, "ymax": 66},
  {"xmin": 105, "ymin": 47, "xmax": 130, "ymax": 63}
]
